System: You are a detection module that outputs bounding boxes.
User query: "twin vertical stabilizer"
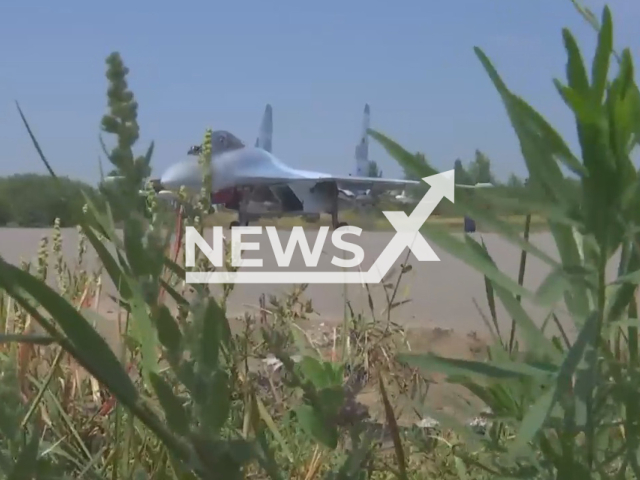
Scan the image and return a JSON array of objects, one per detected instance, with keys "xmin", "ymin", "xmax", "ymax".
[
  {"xmin": 354, "ymin": 103, "xmax": 371, "ymax": 177},
  {"xmin": 254, "ymin": 102, "xmax": 371, "ymax": 179},
  {"xmin": 255, "ymin": 104, "xmax": 273, "ymax": 153}
]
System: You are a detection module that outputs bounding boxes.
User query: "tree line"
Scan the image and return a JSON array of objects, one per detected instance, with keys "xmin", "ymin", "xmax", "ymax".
[
  {"xmin": 398, "ymin": 149, "xmax": 580, "ymax": 216},
  {"xmin": 0, "ymin": 153, "xmax": 535, "ymax": 227},
  {"xmin": 0, "ymin": 174, "xmax": 102, "ymax": 227},
  {"xmin": 406, "ymin": 149, "xmax": 527, "ymax": 187}
]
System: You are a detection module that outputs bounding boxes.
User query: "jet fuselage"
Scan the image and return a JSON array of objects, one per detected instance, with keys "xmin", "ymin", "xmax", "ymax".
[{"xmin": 159, "ymin": 146, "xmax": 346, "ymax": 219}]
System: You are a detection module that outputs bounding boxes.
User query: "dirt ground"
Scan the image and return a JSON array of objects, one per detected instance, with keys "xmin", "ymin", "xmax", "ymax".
[
  {"xmin": 0, "ymin": 227, "xmax": 577, "ymax": 335},
  {"xmin": 2, "ymin": 226, "xmax": 554, "ymax": 421},
  {"xmin": 92, "ymin": 302, "xmax": 489, "ymax": 424}
]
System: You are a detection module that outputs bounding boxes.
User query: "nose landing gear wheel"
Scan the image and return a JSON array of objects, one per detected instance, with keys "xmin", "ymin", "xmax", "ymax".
[{"xmin": 336, "ymin": 222, "xmax": 348, "ymax": 229}]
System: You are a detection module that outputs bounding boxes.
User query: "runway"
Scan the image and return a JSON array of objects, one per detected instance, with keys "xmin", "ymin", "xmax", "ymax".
[{"xmin": 0, "ymin": 227, "xmax": 603, "ymax": 336}]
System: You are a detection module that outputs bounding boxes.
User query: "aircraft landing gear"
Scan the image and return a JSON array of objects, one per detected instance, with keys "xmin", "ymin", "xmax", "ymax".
[
  {"xmin": 231, "ymin": 187, "xmax": 251, "ymax": 229},
  {"xmin": 331, "ymin": 212, "xmax": 348, "ymax": 229},
  {"xmin": 229, "ymin": 220, "xmax": 249, "ymax": 229},
  {"xmin": 329, "ymin": 183, "xmax": 349, "ymax": 229},
  {"xmin": 330, "ymin": 195, "xmax": 348, "ymax": 229}
]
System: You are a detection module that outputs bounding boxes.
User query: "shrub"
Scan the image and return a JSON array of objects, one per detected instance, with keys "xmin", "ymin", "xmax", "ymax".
[{"xmin": 0, "ymin": 174, "xmax": 100, "ymax": 227}]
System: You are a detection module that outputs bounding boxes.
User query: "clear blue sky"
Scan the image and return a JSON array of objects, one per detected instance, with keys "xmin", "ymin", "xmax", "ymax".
[{"xmin": 0, "ymin": 0, "xmax": 637, "ymax": 184}]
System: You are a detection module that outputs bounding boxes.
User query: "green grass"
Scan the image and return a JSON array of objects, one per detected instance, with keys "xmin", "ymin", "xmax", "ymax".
[{"xmin": 1, "ymin": 2, "xmax": 640, "ymax": 478}]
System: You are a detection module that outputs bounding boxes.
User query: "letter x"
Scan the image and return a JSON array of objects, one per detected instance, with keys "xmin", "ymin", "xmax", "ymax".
[{"xmin": 366, "ymin": 196, "xmax": 440, "ymax": 282}]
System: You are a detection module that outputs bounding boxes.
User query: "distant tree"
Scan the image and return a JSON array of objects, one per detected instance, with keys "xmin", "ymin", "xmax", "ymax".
[
  {"xmin": 453, "ymin": 159, "xmax": 465, "ymax": 184},
  {"xmin": 453, "ymin": 158, "xmax": 473, "ymax": 185},
  {"xmin": 0, "ymin": 196, "xmax": 9, "ymax": 226},
  {"xmin": 400, "ymin": 152, "xmax": 434, "ymax": 201},
  {"xmin": 402, "ymin": 152, "xmax": 434, "ymax": 181},
  {"xmin": 367, "ymin": 160, "xmax": 382, "ymax": 178},
  {"xmin": 99, "ymin": 52, "xmax": 153, "ymax": 215},
  {"xmin": 506, "ymin": 173, "xmax": 524, "ymax": 188},
  {"xmin": 0, "ymin": 174, "xmax": 101, "ymax": 227},
  {"xmin": 468, "ymin": 150, "xmax": 495, "ymax": 184},
  {"xmin": 403, "ymin": 155, "xmax": 419, "ymax": 181}
]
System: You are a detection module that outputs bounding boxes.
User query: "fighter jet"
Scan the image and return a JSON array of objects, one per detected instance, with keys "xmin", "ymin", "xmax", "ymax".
[{"xmin": 153, "ymin": 105, "xmax": 421, "ymax": 228}]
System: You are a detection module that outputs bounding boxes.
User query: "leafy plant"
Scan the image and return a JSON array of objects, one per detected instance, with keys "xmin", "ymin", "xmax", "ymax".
[{"xmin": 372, "ymin": 5, "xmax": 640, "ymax": 478}]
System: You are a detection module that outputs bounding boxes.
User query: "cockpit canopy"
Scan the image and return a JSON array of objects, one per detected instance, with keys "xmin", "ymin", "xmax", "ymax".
[{"xmin": 187, "ymin": 145, "xmax": 202, "ymax": 156}]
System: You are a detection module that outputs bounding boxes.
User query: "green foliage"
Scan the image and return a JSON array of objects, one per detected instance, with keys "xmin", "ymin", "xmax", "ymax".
[
  {"xmin": 468, "ymin": 150, "xmax": 495, "ymax": 184},
  {"xmin": 506, "ymin": 173, "xmax": 524, "ymax": 188},
  {"xmin": 291, "ymin": 355, "xmax": 346, "ymax": 449},
  {"xmin": 402, "ymin": 152, "xmax": 436, "ymax": 182},
  {"xmin": 454, "ymin": 151, "xmax": 496, "ymax": 186},
  {"xmin": 99, "ymin": 52, "xmax": 153, "ymax": 217},
  {"xmin": 0, "ymin": 355, "xmax": 64, "ymax": 479},
  {"xmin": 0, "ymin": 174, "xmax": 100, "ymax": 227},
  {"xmin": 100, "ymin": 52, "xmax": 151, "ymax": 189},
  {"xmin": 367, "ymin": 160, "xmax": 382, "ymax": 178},
  {"xmin": 453, "ymin": 159, "xmax": 474, "ymax": 186},
  {"xmin": 0, "ymin": 196, "xmax": 10, "ymax": 226},
  {"xmin": 401, "ymin": 152, "xmax": 432, "ymax": 203},
  {"xmin": 371, "ymin": 4, "xmax": 640, "ymax": 477}
]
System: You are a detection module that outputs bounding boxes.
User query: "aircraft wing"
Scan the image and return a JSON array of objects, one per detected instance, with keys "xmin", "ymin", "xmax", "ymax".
[
  {"xmin": 221, "ymin": 172, "xmax": 420, "ymax": 194},
  {"xmin": 317, "ymin": 175, "xmax": 421, "ymax": 195},
  {"xmin": 160, "ymin": 147, "xmax": 423, "ymax": 195}
]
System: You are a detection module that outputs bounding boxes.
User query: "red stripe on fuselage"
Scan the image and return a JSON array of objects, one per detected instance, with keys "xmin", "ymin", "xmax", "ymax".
[{"xmin": 211, "ymin": 187, "xmax": 241, "ymax": 209}]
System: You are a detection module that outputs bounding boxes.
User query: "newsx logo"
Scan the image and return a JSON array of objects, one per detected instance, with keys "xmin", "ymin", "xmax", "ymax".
[
  {"xmin": 186, "ymin": 225, "xmax": 365, "ymax": 270},
  {"xmin": 184, "ymin": 170, "xmax": 455, "ymax": 284}
]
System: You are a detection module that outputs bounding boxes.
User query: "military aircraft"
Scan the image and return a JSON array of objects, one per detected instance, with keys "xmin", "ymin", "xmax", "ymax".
[{"xmin": 152, "ymin": 104, "xmax": 421, "ymax": 229}]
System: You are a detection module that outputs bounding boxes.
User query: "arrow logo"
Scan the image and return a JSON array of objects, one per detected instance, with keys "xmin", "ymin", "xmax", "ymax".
[{"xmin": 365, "ymin": 169, "xmax": 454, "ymax": 283}]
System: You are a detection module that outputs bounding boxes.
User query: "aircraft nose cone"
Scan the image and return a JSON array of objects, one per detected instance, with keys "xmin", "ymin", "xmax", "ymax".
[{"xmin": 160, "ymin": 160, "xmax": 202, "ymax": 191}]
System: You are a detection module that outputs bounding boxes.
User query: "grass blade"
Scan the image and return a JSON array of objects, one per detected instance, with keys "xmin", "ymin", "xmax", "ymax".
[
  {"xmin": 398, "ymin": 352, "xmax": 554, "ymax": 379},
  {"xmin": 7, "ymin": 426, "xmax": 40, "ymax": 480},
  {"xmin": 0, "ymin": 334, "xmax": 55, "ymax": 346},
  {"xmin": 591, "ymin": 6, "xmax": 613, "ymax": 102},
  {"xmin": 15, "ymin": 101, "xmax": 57, "ymax": 178},
  {"xmin": 0, "ymin": 257, "xmax": 139, "ymax": 403},
  {"xmin": 149, "ymin": 372, "xmax": 189, "ymax": 437},
  {"xmin": 378, "ymin": 375, "xmax": 407, "ymax": 480}
]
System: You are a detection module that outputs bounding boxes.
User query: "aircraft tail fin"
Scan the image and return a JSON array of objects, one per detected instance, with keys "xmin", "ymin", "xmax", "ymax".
[
  {"xmin": 255, "ymin": 104, "xmax": 273, "ymax": 152},
  {"xmin": 354, "ymin": 103, "xmax": 370, "ymax": 176}
]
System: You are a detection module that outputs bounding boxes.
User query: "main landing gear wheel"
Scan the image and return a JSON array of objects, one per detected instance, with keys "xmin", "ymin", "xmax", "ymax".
[
  {"xmin": 330, "ymin": 215, "xmax": 348, "ymax": 229},
  {"xmin": 329, "ymin": 184, "xmax": 348, "ymax": 229}
]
